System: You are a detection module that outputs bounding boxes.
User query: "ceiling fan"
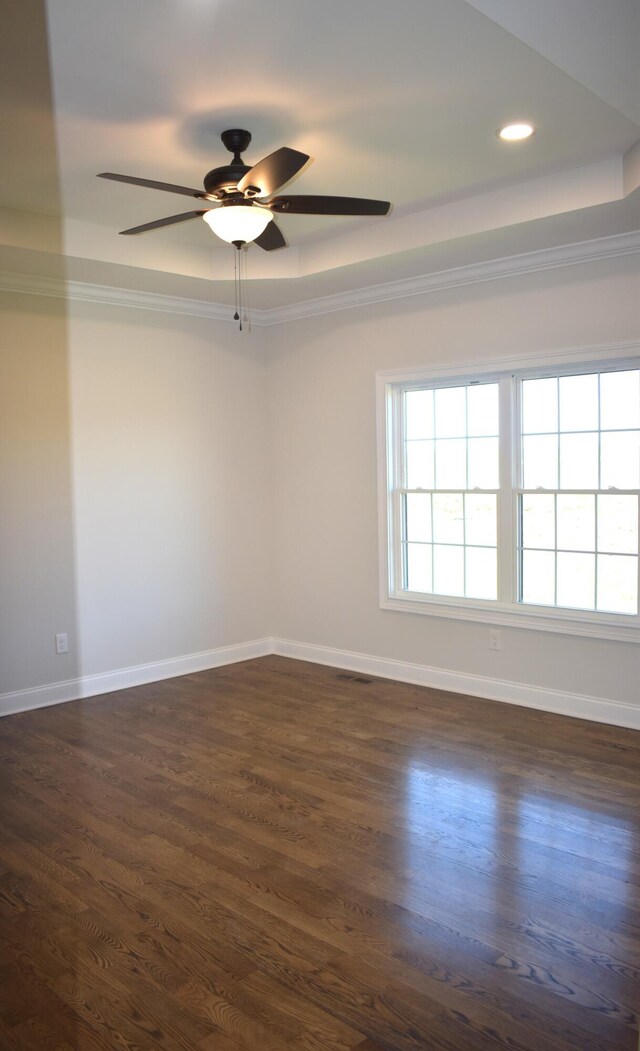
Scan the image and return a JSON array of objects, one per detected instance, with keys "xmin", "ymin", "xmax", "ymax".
[{"xmin": 98, "ymin": 129, "xmax": 391, "ymax": 251}]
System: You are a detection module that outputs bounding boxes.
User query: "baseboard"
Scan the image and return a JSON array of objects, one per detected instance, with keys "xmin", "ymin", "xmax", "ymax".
[
  {"xmin": 271, "ymin": 637, "xmax": 640, "ymax": 730},
  {"xmin": 0, "ymin": 638, "xmax": 272, "ymax": 718},
  {"xmin": 3, "ymin": 635, "xmax": 638, "ymax": 730}
]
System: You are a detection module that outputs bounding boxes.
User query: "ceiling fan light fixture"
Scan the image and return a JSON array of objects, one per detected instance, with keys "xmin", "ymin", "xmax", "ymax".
[
  {"xmin": 498, "ymin": 122, "xmax": 535, "ymax": 142},
  {"xmin": 203, "ymin": 204, "xmax": 272, "ymax": 244}
]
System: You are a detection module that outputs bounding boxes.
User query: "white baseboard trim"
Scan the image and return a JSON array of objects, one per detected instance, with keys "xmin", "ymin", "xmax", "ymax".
[
  {"xmin": 0, "ymin": 638, "xmax": 272, "ymax": 718},
  {"xmin": 271, "ymin": 637, "xmax": 640, "ymax": 731},
  {"xmin": 3, "ymin": 634, "xmax": 638, "ymax": 730}
]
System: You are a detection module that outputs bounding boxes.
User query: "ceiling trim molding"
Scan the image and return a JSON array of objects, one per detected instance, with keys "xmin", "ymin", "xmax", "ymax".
[
  {"xmin": 264, "ymin": 231, "xmax": 640, "ymax": 325},
  {"xmin": 0, "ymin": 270, "xmax": 239, "ymax": 323},
  {"xmin": 0, "ymin": 230, "xmax": 638, "ymax": 327}
]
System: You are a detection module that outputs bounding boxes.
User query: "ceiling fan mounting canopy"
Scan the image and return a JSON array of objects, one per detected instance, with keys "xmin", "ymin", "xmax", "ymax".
[
  {"xmin": 98, "ymin": 128, "xmax": 391, "ymax": 250},
  {"xmin": 221, "ymin": 128, "xmax": 252, "ymax": 156}
]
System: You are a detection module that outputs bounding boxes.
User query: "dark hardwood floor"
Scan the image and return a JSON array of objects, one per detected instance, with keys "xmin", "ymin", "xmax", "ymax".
[{"xmin": 1, "ymin": 655, "xmax": 639, "ymax": 1050}]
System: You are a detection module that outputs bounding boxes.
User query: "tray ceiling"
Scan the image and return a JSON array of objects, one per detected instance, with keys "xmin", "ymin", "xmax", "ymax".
[{"xmin": 1, "ymin": 0, "xmax": 638, "ymax": 309}]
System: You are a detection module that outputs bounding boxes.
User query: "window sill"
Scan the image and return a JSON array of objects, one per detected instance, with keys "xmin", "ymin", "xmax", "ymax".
[{"xmin": 381, "ymin": 592, "xmax": 639, "ymax": 644}]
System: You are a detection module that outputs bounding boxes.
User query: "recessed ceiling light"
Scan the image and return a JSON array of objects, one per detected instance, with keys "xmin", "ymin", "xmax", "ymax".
[{"xmin": 498, "ymin": 122, "xmax": 535, "ymax": 142}]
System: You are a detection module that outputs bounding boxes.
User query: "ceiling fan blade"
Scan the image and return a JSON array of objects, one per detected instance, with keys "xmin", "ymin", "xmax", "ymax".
[
  {"xmin": 269, "ymin": 195, "xmax": 391, "ymax": 216},
  {"xmin": 98, "ymin": 172, "xmax": 216, "ymax": 201},
  {"xmin": 119, "ymin": 210, "xmax": 209, "ymax": 235},
  {"xmin": 253, "ymin": 219, "xmax": 287, "ymax": 252},
  {"xmin": 236, "ymin": 147, "xmax": 310, "ymax": 198}
]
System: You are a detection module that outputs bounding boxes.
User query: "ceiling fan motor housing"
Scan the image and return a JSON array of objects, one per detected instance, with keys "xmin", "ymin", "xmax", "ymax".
[
  {"xmin": 203, "ymin": 129, "xmax": 253, "ymax": 196},
  {"xmin": 203, "ymin": 163, "xmax": 251, "ymax": 196}
]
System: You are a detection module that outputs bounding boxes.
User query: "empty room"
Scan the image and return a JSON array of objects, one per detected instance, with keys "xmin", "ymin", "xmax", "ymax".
[{"xmin": 1, "ymin": 1, "xmax": 639, "ymax": 1049}]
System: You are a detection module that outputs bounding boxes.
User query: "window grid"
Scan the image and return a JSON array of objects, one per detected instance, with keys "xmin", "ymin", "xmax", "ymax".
[
  {"xmin": 556, "ymin": 378, "xmax": 561, "ymax": 493},
  {"xmin": 429, "ymin": 489, "xmax": 435, "ymax": 591},
  {"xmin": 401, "ymin": 494, "xmax": 500, "ymax": 594},
  {"xmin": 400, "ymin": 382, "xmax": 499, "ymax": 600},
  {"xmin": 383, "ymin": 358, "xmax": 640, "ymax": 635},
  {"xmin": 594, "ymin": 493, "xmax": 599, "ymax": 611},
  {"xmin": 592, "ymin": 374, "xmax": 596, "ymax": 491},
  {"xmin": 517, "ymin": 368, "xmax": 640, "ymax": 616},
  {"xmin": 518, "ymin": 490, "xmax": 639, "ymax": 610}
]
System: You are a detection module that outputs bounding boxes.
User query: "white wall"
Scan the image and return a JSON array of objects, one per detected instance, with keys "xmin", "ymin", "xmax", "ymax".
[
  {"xmin": 68, "ymin": 301, "xmax": 273, "ymax": 679},
  {"xmin": 2, "ymin": 251, "xmax": 639, "ymax": 724},
  {"xmin": 267, "ymin": 255, "xmax": 640, "ymax": 713},
  {"xmin": 0, "ymin": 292, "xmax": 79, "ymax": 694},
  {"xmin": 0, "ymin": 292, "xmax": 272, "ymax": 702}
]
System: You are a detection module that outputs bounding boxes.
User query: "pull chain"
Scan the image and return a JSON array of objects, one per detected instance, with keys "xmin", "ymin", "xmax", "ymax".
[
  {"xmin": 231, "ymin": 240, "xmax": 250, "ymax": 332},
  {"xmin": 238, "ymin": 247, "xmax": 242, "ymax": 331},
  {"xmin": 243, "ymin": 247, "xmax": 251, "ymax": 331},
  {"xmin": 233, "ymin": 248, "xmax": 239, "ymax": 324},
  {"xmin": 233, "ymin": 241, "xmax": 240, "ymax": 327}
]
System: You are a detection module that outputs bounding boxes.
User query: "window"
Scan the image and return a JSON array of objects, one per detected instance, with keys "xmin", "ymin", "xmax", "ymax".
[
  {"xmin": 519, "ymin": 372, "xmax": 639, "ymax": 616},
  {"xmin": 402, "ymin": 382, "xmax": 499, "ymax": 600},
  {"xmin": 379, "ymin": 351, "xmax": 640, "ymax": 642}
]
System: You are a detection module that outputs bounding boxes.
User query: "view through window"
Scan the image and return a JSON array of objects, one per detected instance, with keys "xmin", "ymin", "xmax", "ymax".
[{"xmin": 383, "ymin": 358, "xmax": 640, "ymax": 637}]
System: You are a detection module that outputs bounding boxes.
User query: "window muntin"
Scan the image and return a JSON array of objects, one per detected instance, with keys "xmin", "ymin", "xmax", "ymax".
[
  {"xmin": 518, "ymin": 369, "xmax": 640, "ymax": 616},
  {"xmin": 383, "ymin": 357, "xmax": 640, "ymax": 638},
  {"xmin": 400, "ymin": 382, "xmax": 499, "ymax": 601}
]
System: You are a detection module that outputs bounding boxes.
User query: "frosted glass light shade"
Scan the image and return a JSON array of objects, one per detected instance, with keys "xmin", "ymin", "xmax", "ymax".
[{"xmin": 203, "ymin": 205, "xmax": 272, "ymax": 244}]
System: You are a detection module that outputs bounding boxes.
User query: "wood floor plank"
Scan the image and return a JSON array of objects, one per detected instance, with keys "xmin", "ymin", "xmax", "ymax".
[{"xmin": 1, "ymin": 655, "xmax": 639, "ymax": 1050}]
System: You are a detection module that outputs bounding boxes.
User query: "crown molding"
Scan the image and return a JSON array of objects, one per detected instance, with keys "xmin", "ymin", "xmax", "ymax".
[
  {"xmin": 0, "ymin": 270, "xmax": 249, "ymax": 323},
  {"xmin": 0, "ymin": 230, "xmax": 638, "ymax": 327},
  {"xmin": 265, "ymin": 230, "xmax": 640, "ymax": 325},
  {"xmin": 72, "ymin": 279, "xmax": 242, "ymax": 323}
]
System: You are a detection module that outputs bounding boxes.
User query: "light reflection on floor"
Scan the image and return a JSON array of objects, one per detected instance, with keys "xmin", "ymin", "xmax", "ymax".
[{"xmin": 402, "ymin": 759, "xmax": 639, "ymax": 1035}]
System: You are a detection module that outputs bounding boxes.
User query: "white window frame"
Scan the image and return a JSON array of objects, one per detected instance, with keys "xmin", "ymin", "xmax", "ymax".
[{"xmin": 377, "ymin": 342, "xmax": 640, "ymax": 644}]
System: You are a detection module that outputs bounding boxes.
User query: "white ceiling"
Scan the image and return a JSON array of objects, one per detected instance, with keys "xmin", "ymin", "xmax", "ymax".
[{"xmin": 1, "ymin": 0, "xmax": 639, "ymax": 309}]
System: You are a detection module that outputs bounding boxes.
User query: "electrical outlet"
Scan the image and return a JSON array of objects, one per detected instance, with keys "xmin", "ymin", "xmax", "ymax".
[
  {"xmin": 55, "ymin": 633, "xmax": 68, "ymax": 655},
  {"xmin": 489, "ymin": 629, "xmax": 501, "ymax": 651}
]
